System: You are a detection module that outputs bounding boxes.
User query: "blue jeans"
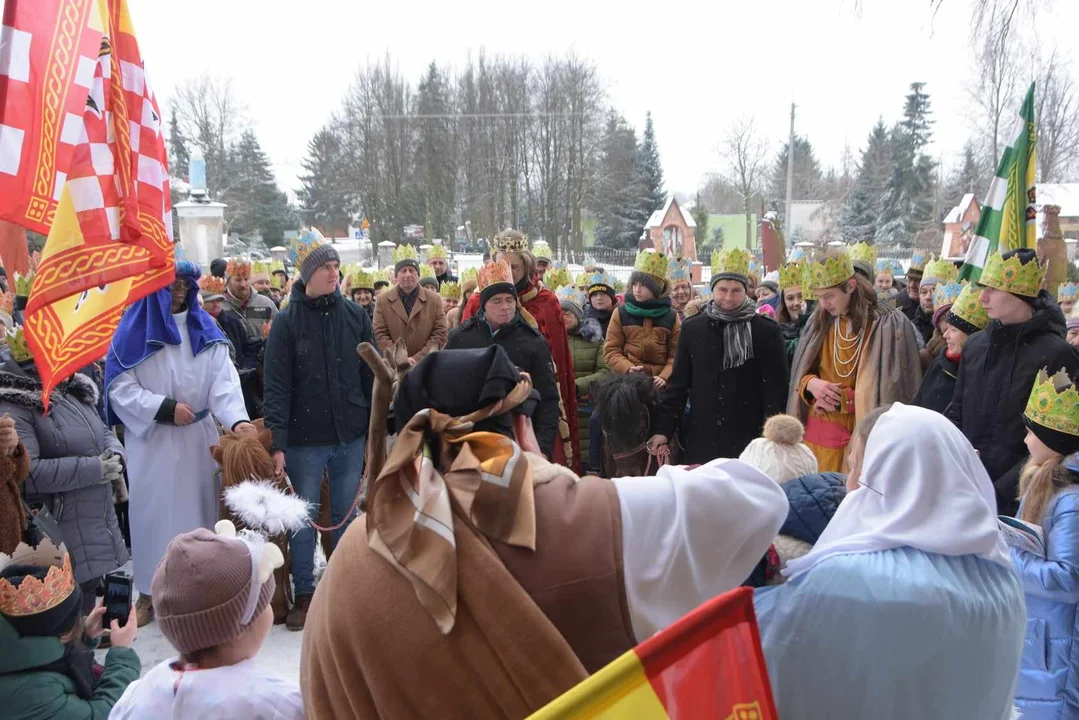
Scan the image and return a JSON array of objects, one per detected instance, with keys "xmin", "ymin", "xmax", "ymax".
[
  {"xmin": 287, "ymin": 436, "xmax": 366, "ymax": 596},
  {"xmin": 589, "ymin": 410, "xmax": 603, "ymax": 473}
]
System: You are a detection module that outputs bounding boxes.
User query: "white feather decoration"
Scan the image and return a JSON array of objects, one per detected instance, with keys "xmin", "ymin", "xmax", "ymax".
[{"xmin": 224, "ymin": 479, "xmax": 312, "ymax": 535}]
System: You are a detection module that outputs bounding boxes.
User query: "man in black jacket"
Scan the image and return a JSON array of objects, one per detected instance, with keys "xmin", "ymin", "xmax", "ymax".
[
  {"xmin": 946, "ymin": 249, "xmax": 1079, "ymax": 515},
  {"xmin": 201, "ymin": 287, "xmax": 262, "ymax": 418},
  {"xmin": 263, "ymin": 242, "xmax": 373, "ymax": 630}
]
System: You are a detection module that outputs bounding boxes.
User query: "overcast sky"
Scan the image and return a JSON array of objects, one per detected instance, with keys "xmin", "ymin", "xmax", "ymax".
[{"xmin": 124, "ymin": 0, "xmax": 1075, "ymax": 198}]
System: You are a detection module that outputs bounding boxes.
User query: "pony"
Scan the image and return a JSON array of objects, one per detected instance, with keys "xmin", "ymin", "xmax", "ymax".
[{"xmin": 593, "ymin": 373, "xmax": 679, "ymax": 478}]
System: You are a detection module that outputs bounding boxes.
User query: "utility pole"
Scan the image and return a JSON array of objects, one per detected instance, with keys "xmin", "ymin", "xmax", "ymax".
[{"xmin": 784, "ymin": 103, "xmax": 795, "ymax": 239}]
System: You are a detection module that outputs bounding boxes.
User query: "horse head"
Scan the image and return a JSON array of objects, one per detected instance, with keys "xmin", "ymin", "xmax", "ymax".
[{"xmin": 593, "ymin": 373, "xmax": 660, "ymax": 477}]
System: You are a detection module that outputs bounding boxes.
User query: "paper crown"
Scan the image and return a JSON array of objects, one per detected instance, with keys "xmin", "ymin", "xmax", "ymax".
[
  {"xmin": 711, "ymin": 248, "xmax": 751, "ymax": 279},
  {"xmin": 587, "ymin": 271, "xmax": 615, "ymax": 294},
  {"xmin": 461, "ymin": 266, "xmax": 478, "ymax": 282},
  {"xmin": 349, "ymin": 269, "xmax": 374, "ymax": 290},
  {"xmin": 0, "ymin": 538, "xmax": 76, "ymax": 618},
  {"xmin": 875, "ymin": 258, "xmax": 893, "ymax": 277},
  {"xmin": 13, "ymin": 272, "xmax": 33, "ymax": 297},
  {"xmin": 250, "ymin": 261, "xmax": 273, "ymax": 280},
  {"xmin": 0, "ymin": 292, "xmax": 14, "ymax": 317},
  {"xmin": 947, "ymin": 283, "xmax": 990, "ymax": 332},
  {"xmin": 1025, "ymin": 368, "xmax": 1079, "ymax": 438},
  {"xmin": 393, "ymin": 244, "xmax": 419, "ymax": 264},
  {"xmin": 908, "ymin": 251, "xmax": 928, "ymax": 273},
  {"xmin": 666, "ymin": 257, "xmax": 691, "ymax": 283},
  {"xmin": 427, "ymin": 244, "xmax": 448, "ymax": 260},
  {"xmin": 289, "ymin": 228, "xmax": 325, "ymax": 267},
  {"xmin": 747, "ymin": 257, "xmax": 761, "ymax": 280},
  {"xmin": 779, "ymin": 261, "xmax": 805, "ymax": 290},
  {"xmin": 491, "ymin": 230, "xmax": 530, "ymax": 255},
  {"xmin": 531, "ymin": 241, "xmax": 553, "ymax": 261},
  {"xmin": 933, "ymin": 281, "xmax": 965, "ymax": 311},
  {"xmin": 198, "ymin": 275, "xmax": 226, "ymax": 295},
  {"xmin": 921, "ymin": 257, "xmax": 958, "ymax": 286},
  {"xmin": 633, "ymin": 250, "xmax": 668, "ymax": 280},
  {"xmin": 6, "ymin": 325, "xmax": 32, "ymax": 363},
  {"xmin": 439, "ymin": 281, "xmax": 461, "ymax": 300},
  {"xmin": 805, "ymin": 248, "xmax": 855, "ymax": 291},
  {"xmin": 575, "ymin": 271, "xmax": 590, "ymax": 288},
  {"xmin": 979, "ymin": 251, "xmax": 1044, "ymax": 298},
  {"xmin": 477, "ymin": 260, "xmax": 515, "ymax": 290},
  {"xmin": 545, "ymin": 265, "xmax": 572, "ymax": 291},
  {"xmin": 419, "ymin": 263, "xmax": 436, "ymax": 279},
  {"xmin": 555, "ymin": 285, "xmax": 586, "ymax": 309},
  {"xmin": 1059, "ymin": 283, "xmax": 1079, "ymax": 303},
  {"xmin": 848, "ymin": 242, "xmax": 877, "ymax": 269}
]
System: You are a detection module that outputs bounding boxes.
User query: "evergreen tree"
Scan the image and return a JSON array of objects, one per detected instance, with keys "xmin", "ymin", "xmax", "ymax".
[
  {"xmin": 168, "ymin": 115, "xmax": 189, "ymax": 180},
  {"xmin": 876, "ymin": 83, "xmax": 938, "ymax": 246},
  {"xmin": 298, "ymin": 127, "xmax": 353, "ymax": 237},
  {"xmin": 766, "ymin": 134, "xmax": 823, "ymax": 219},
  {"xmin": 222, "ymin": 130, "xmax": 297, "ymax": 246},
  {"xmin": 837, "ymin": 120, "xmax": 892, "ymax": 243},
  {"xmin": 635, "ymin": 111, "xmax": 665, "ymax": 215},
  {"xmin": 690, "ymin": 193, "xmax": 708, "ymax": 253},
  {"xmin": 941, "ymin": 141, "xmax": 982, "ymax": 213},
  {"xmin": 592, "ymin": 113, "xmax": 644, "ymax": 249},
  {"xmin": 414, "ymin": 63, "xmax": 456, "ymax": 242}
]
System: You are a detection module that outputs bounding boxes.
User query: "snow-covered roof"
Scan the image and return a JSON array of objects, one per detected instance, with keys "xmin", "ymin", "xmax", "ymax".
[
  {"xmin": 1039, "ymin": 183, "xmax": 1079, "ymax": 218},
  {"xmin": 645, "ymin": 197, "xmax": 696, "ymax": 230},
  {"xmin": 943, "ymin": 193, "xmax": 977, "ymax": 224}
]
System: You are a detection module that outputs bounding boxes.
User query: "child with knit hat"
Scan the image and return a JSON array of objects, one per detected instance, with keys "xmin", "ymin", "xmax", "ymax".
[
  {"xmin": 739, "ymin": 414, "xmax": 819, "ymax": 484},
  {"xmin": 111, "ymin": 522, "xmax": 303, "ymax": 720}
]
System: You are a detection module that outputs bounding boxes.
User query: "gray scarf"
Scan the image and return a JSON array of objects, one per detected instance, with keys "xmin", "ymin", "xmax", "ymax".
[{"xmin": 703, "ymin": 297, "xmax": 757, "ymax": 370}]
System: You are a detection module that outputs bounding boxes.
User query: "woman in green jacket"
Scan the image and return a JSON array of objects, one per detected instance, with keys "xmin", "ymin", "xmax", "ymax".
[
  {"xmin": 0, "ymin": 543, "xmax": 140, "ymax": 719},
  {"xmin": 557, "ymin": 286, "xmax": 610, "ymax": 468}
]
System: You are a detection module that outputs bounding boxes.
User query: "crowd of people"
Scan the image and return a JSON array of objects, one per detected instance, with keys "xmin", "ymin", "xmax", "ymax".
[{"xmin": 1, "ymin": 225, "xmax": 1079, "ymax": 718}]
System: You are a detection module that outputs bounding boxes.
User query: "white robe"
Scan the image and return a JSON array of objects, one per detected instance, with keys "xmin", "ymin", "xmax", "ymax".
[{"xmin": 109, "ymin": 310, "xmax": 249, "ymax": 594}]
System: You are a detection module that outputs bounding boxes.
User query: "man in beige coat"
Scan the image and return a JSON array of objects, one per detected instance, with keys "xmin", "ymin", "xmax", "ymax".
[{"xmin": 373, "ymin": 252, "xmax": 448, "ymax": 366}]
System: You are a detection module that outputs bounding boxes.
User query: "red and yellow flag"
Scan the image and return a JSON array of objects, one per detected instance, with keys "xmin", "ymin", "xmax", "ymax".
[
  {"xmin": 528, "ymin": 587, "xmax": 777, "ymax": 720},
  {"xmin": 0, "ymin": 0, "xmax": 173, "ymax": 408}
]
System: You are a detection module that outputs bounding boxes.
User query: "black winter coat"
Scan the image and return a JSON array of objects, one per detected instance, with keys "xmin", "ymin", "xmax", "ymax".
[
  {"xmin": 217, "ymin": 308, "xmax": 258, "ymax": 372},
  {"xmin": 446, "ymin": 315, "xmax": 560, "ymax": 459},
  {"xmin": 263, "ymin": 282, "xmax": 374, "ymax": 449},
  {"xmin": 897, "ymin": 291, "xmax": 918, "ymax": 321},
  {"xmin": 913, "ymin": 351, "xmax": 960, "ymax": 415},
  {"xmin": 945, "ymin": 294, "xmax": 1079, "ymax": 515},
  {"xmin": 657, "ymin": 313, "xmax": 789, "ymax": 464},
  {"xmin": 911, "ymin": 306, "xmax": 934, "ymax": 345}
]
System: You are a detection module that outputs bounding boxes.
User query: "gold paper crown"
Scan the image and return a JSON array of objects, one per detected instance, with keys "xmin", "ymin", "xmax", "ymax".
[
  {"xmin": 0, "ymin": 538, "xmax": 76, "ymax": 618},
  {"xmin": 1025, "ymin": 368, "xmax": 1079, "ymax": 438},
  {"xmin": 779, "ymin": 261, "xmax": 805, "ymax": 290},
  {"xmin": 290, "ymin": 228, "xmax": 324, "ymax": 267},
  {"xmin": 226, "ymin": 258, "xmax": 252, "ymax": 279},
  {"xmin": 419, "ymin": 264, "xmax": 436, "ymax": 279},
  {"xmin": 908, "ymin": 251, "xmax": 928, "ymax": 273},
  {"xmin": 922, "ymin": 257, "xmax": 958, "ymax": 286},
  {"xmin": 393, "ymin": 244, "xmax": 419, "ymax": 263},
  {"xmin": 555, "ymin": 285, "xmax": 586, "ymax": 309},
  {"xmin": 269, "ymin": 260, "xmax": 285, "ymax": 274},
  {"xmin": 531, "ymin": 241, "xmax": 553, "ymax": 261},
  {"xmin": 711, "ymin": 248, "xmax": 751, "ymax": 279},
  {"xmin": 198, "ymin": 275, "xmax": 226, "ymax": 295},
  {"xmin": 979, "ymin": 251, "xmax": 1044, "ymax": 298},
  {"xmin": 667, "ymin": 257, "xmax": 691, "ymax": 283},
  {"xmin": 477, "ymin": 260, "xmax": 515, "ymax": 290},
  {"xmin": 461, "ymin": 266, "xmax": 478, "ymax": 282},
  {"xmin": 251, "ymin": 261, "xmax": 273, "ymax": 280},
  {"xmin": 1059, "ymin": 283, "xmax": 1079, "ymax": 303},
  {"xmin": 0, "ymin": 292, "xmax": 14, "ymax": 316},
  {"xmin": 806, "ymin": 248, "xmax": 855, "ymax": 291},
  {"xmin": 6, "ymin": 325, "xmax": 32, "ymax": 363},
  {"xmin": 350, "ymin": 269, "xmax": 373, "ymax": 290},
  {"xmin": 427, "ymin": 244, "xmax": 448, "ymax": 260},
  {"xmin": 947, "ymin": 283, "xmax": 990, "ymax": 332},
  {"xmin": 550, "ymin": 265, "xmax": 573, "ymax": 290},
  {"xmin": 270, "ymin": 273, "xmax": 285, "ymax": 290},
  {"xmin": 933, "ymin": 281, "xmax": 965, "ymax": 311},
  {"xmin": 439, "ymin": 281, "xmax": 461, "ymax": 300},
  {"xmin": 575, "ymin": 271, "xmax": 590, "ymax": 288},
  {"xmin": 491, "ymin": 230, "xmax": 530, "ymax": 255},
  {"xmin": 634, "ymin": 250, "xmax": 668, "ymax": 279},
  {"xmin": 13, "ymin": 272, "xmax": 33, "ymax": 297},
  {"xmin": 848, "ymin": 242, "xmax": 877, "ymax": 268}
]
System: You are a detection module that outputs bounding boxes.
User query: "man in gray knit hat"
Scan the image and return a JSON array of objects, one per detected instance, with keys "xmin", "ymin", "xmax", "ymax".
[{"xmin": 263, "ymin": 240, "xmax": 374, "ymax": 630}]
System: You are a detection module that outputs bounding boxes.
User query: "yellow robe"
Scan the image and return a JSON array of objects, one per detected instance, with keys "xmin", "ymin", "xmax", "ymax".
[{"xmin": 797, "ymin": 316, "xmax": 875, "ymax": 472}]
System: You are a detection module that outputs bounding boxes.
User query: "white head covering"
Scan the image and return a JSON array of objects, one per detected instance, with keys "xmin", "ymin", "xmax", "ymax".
[{"xmin": 783, "ymin": 403, "xmax": 1010, "ymax": 579}]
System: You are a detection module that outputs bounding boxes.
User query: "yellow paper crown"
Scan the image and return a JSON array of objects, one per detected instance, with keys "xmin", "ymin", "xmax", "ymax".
[
  {"xmin": 349, "ymin": 269, "xmax": 374, "ymax": 290},
  {"xmin": 933, "ymin": 281, "xmax": 965, "ymax": 311},
  {"xmin": 198, "ymin": 275, "xmax": 226, "ymax": 295},
  {"xmin": 477, "ymin": 260, "xmax": 515, "ymax": 290},
  {"xmin": 13, "ymin": 272, "xmax": 33, "ymax": 297},
  {"xmin": 6, "ymin": 325, "xmax": 32, "ymax": 363},
  {"xmin": 634, "ymin": 250, "xmax": 668, "ymax": 279},
  {"xmin": 575, "ymin": 271, "xmax": 590, "ymax": 288},
  {"xmin": 667, "ymin": 257, "xmax": 691, "ymax": 283},
  {"xmin": 848, "ymin": 242, "xmax": 877, "ymax": 268},
  {"xmin": 1059, "ymin": 283, "xmax": 1079, "ymax": 303},
  {"xmin": 0, "ymin": 538, "xmax": 76, "ymax": 618},
  {"xmin": 492, "ymin": 230, "xmax": 530, "ymax": 255},
  {"xmin": 806, "ymin": 248, "xmax": 855, "ymax": 291},
  {"xmin": 545, "ymin": 265, "xmax": 571, "ymax": 291},
  {"xmin": 251, "ymin": 261, "xmax": 273, "ymax": 280},
  {"xmin": 531, "ymin": 241, "xmax": 553, "ymax": 261},
  {"xmin": 427, "ymin": 244, "xmax": 448, "ymax": 260},
  {"xmin": 779, "ymin": 261, "xmax": 805, "ymax": 290},
  {"xmin": 419, "ymin": 264, "xmax": 436, "ymax": 280},
  {"xmin": 979, "ymin": 251, "xmax": 1044, "ymax": 298},
  {"xmin": 439, "ymin": 281, "xmax": 461, "ymax": 300},
  {"xmin": 711, "ymin": 248, "xmax": 751, "ymax": 279},
  {"xmin": 922, "ymin": 257, "xmax": 959, "ymax": 286},
  {"xmin": 461, "ymin": 266, "xmax": 478, "ymax": 282},
  {"xmin": 393, "ymin": 244, "xmax": 419, "ymax": 263},
  {"xmin": 947, "ymin": 283, "xmax": 990, "ymax": 332},
  {"xmin": 226, "ymin": 258, "xmax": 251, "ymax": 279},
  {"xmin": 1025, "ymin": 367, "xmax": 1079, "ymax": 438}
]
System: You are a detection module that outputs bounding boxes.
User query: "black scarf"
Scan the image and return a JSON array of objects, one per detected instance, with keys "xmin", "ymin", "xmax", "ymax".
[
  {"xmin": 703, "ymin": 298, "xmax": 757, "ymax": 370},
  {"xmin": 398, "ymin": 286, "xmax": 420, "ymax": 317}
]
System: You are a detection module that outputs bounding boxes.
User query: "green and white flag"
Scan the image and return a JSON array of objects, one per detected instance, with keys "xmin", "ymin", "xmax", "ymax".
[{"xmin": 958, "ymin": 82, "xmax": 1037, "ymax": 284}]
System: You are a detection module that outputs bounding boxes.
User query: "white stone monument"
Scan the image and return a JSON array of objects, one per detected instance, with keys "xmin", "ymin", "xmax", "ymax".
[{"xmin": 175, "ymin": 148, "xmax": 226, "ymax": 268}]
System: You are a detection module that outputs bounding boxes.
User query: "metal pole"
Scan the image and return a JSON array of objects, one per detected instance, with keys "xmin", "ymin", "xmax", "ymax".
[{"xmin": 784, "ymin": 102, "xmax": 795, "ymax": 237}]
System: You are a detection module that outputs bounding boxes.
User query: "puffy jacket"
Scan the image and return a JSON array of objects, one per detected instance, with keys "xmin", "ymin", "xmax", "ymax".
[
  {"xmin": 223, "ymin": 289, "xmax": 277, "ymax": 341},
  {"xmin": 913, "ymin": 350, "xmax": 960, "ymax": 415},
  {"xmin": 779, "ymin": 472, "xmax": 846, "ymax": 545},
  {"xmin": 0, "ymin": 366, "xmax": 128, "ymax": 584},
  {"xmin": 1013, "ymin": 483, "xmax": 1079, "ymax": 719},
  {"xmin": 946, "ymin": 294, "xmax": 1079, "ymax": 515},
  {"xmin": 263, "ymin": 281, "xmax": 374, "ymax": 449},
  {"xmin": 568, "ymin": 318, "xmax": 610, "ymax": 463},
  {"xmin": 0, "ymin": 616, "xmax": 140, "ymax": 720},
  {"xmin": 604, "ymin": 304, "xmax": 681, "ymax": 380},
  {"xmin": 446, "ymin": 315, "xmax": 560, "ymax": 459}
]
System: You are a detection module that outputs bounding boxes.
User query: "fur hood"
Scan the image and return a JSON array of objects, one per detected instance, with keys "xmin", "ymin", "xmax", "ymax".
[
  {"xmin": 571, "ymin": 317, "xmax": 604, "ymax": 344},
  {"xmin": 0, "ymin": 370, "xmax": 99, "ymax": 412}
]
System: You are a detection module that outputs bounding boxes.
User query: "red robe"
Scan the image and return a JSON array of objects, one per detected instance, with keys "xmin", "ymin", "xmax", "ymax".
[{"xmin": 463, "ymin": 284, "xmax": 581, "ymax": 471}]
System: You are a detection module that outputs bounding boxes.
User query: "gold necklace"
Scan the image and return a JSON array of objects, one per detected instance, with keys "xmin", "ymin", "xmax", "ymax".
[{"xmin": 832, "ymin": 317, "xmax": 865, "ymax": 380}]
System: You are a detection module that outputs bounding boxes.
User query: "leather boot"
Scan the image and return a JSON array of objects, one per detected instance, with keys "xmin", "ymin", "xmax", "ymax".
[
  {"xmin": 286, "ymin": 594, "xmax": 312, "ymax": 632},
  {"xmin": 135, "ymin": 594, "xmax": 154, "ymax": 627}
]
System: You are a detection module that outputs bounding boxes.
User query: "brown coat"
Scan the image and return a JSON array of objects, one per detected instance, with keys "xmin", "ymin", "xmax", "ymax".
[
  {"xmin": 0, "ymin": 443, "xmax": 31, "ymax": 554},
  {"xmin": 603, "ymin": 306, "xmax": 681, "ymax": 380},
  {"xmin": 373, "ymin": 286, "xmax": 448, "ymax": 362}
]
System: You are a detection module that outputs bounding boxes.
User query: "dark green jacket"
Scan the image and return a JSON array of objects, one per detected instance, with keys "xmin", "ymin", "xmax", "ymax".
[{"xmin": 568, "ymin": 318, "xmax": 610, "ymax": 462}]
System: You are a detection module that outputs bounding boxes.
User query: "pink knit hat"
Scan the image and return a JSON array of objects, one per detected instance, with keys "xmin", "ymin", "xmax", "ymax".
[{"xmin": 151, "ymin": 522, "xmax": 282, "ymax": 655}]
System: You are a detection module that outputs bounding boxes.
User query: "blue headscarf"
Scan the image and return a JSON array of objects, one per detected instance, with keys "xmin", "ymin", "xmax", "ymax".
[{"xmin": 104, "ymin": 261, "xmax": 228, "ymax": 426}]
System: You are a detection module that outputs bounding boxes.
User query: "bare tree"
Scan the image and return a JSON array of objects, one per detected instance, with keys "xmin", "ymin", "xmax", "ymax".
[
  {"xmin": 1035, "ymin": 49, "xmax": 1079, "ymax": 182},
  {"xmin": 169, "ymin": 74, "xmax": 246, "ymax": 199},
  {"xmin": 969, "ymin": 19, "xmax": 1023, "ymax": 168},
  {"xmin": 719, "ymin": 117, "xmax": 769, "ymax": 249}
]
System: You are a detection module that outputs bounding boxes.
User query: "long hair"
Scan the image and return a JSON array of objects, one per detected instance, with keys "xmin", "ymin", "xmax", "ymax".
[
  {"xmin": 775, "ymin": 288, "xmax": 800, "ymax": 324},
  {"xmin": 1019, "ymin": 456, "xmax": 1076, "ymax": 525},
  {"xmin": 807, "ymin": 273, "xmax": 880, "ymax": 336}
]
